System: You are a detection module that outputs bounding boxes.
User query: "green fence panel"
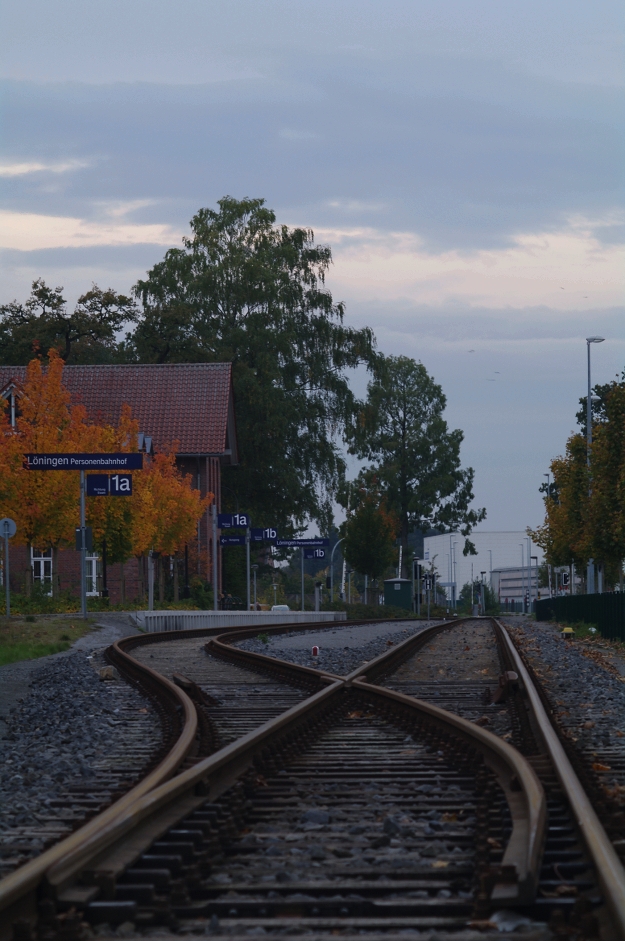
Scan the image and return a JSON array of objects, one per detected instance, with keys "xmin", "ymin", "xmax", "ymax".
[{"xmin": 535, "ymin": 593, "xmax": 625, "ymax": 641}]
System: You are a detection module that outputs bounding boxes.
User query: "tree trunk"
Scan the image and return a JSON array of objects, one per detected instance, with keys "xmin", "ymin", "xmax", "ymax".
[
  {"xmin": 173, "ymin": 558, "xmax": 179, "ymax": 602},
  {"xmin": 120, "ymin": 561, "xmax": 125, "ymax": 606},
  {"xmin": 158, "ymin": 557, "xmax": 165, "ymax": 604}
]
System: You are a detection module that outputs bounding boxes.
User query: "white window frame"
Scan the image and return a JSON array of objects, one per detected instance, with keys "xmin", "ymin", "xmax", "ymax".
[
  {"xmin": 86, "ymin": 553, "xmax": 100, "ymax": 596},
  {"xmin": 31, "ymin": 547, "xmax": 53, "ymax": 595}
]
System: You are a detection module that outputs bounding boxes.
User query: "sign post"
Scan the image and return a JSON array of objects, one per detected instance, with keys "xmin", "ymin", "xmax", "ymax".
[
  {"xmin": 212, "ymin": 504, "xmax": 218, "ymax": 611},
  {"xmin": 301, "ymin": 548, "xmax": 305, "ymax": 612},
  {"xmin": 246, "ymin": 527, "xmax": 251, "ymax": 611},
  {"xmin": 25, "ymin": 453, "xmax": 143, "ymax": 618},
  {"xmin": 1, "ymin": 518, "xmax": 17, "ymax": 616},
  {"xmin": 80, "ymin": 469, "xmax": 87, "ymax": 618}
]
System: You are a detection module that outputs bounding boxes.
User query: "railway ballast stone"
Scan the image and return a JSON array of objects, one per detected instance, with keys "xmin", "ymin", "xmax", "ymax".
[
  {"xmin": 235, "ymin": 620, "xmax": 441, "ymax": 673},
  {"xmin": 0, "ymin": 650, "xmax": 159, "ymax": 876}
]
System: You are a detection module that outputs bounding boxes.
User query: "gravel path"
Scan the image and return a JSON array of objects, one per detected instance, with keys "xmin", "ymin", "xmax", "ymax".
[
  {"xmin": 235, "ymin": 619, "xmax": 442, "ymax": 675},
  {"xmin": 0, "ymin": 615, "xmax": 161, "ymax": 877}
]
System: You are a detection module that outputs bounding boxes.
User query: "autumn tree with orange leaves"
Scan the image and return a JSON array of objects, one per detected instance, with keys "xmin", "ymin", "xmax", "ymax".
[
  {"xmin": 0, "ymin": 350, "xmax": 211, "ymax": 598},
  {"xmin": 531, "ymin": 381, "xmax": 625, "ymax": 587}
]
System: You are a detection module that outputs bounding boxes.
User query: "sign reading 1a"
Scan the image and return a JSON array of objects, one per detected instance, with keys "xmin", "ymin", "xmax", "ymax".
[
  {"xmin": 218, "ymin": 513, "xmax": 250, "ymax": 529},
  {"xmin": 87, "ymin": 473, "xmax": 133, "ymax": 496}
]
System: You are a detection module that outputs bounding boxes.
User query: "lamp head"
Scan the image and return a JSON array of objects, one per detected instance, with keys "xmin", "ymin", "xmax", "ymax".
[{"xmin": 586, "ymin": 336, "xmax": 605, "ymax": 343}]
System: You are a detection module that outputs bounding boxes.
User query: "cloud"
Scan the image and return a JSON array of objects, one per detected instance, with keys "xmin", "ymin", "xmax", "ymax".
[
  {"xmin": 0, "ymin": 159, "xmax": 90, "ymax": 177},
  {"xmin": 0, "ymin": 210, "xmax": 182, "ymax": 251},
  {"xmin": 317, "ymin": 214, "xmax": 625, "ymax": 311}
]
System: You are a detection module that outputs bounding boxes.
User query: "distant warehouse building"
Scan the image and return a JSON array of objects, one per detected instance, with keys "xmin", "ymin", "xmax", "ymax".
[{"xmin": 422, "ymin": 531, "xmax": 544, "ymax": 605}]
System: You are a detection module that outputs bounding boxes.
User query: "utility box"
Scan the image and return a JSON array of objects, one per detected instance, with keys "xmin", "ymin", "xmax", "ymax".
[{"xmin": 384, "ymin": 577, "xmax": 413, "ymax": 611}]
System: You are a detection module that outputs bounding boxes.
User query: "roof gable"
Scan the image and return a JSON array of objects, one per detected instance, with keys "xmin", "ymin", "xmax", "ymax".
[{"xmin": 0, "ymin": 363, "xmax": 237, "ymax": 460}]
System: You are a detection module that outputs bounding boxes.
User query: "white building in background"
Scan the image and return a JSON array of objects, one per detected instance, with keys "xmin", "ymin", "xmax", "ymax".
[{"xmin": 422, "ymin": 531, "xmax": 544, "ymax": 603}]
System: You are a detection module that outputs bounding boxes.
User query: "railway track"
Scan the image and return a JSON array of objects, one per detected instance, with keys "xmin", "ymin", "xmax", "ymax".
[{"xmin": 0, "ymin": 616, "xmax": 624, "ymax": 940}]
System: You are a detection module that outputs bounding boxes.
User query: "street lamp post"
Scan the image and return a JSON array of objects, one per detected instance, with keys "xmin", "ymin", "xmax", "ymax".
[
  {"xmin": 251, "ymin": 564, "xmax": 258, "ymax": 609},
  {"xmin": 586, "ymin": 336, "xmax": 605, "ymax": 594},
  {"xmin": 543, "ymin": 473, "xmax": 552, "ymax": 596},
  {"xmin": 330, "ymin": 538, "xmax": 344, "ymax": 602},
  {"xmin": 526, "ymin": 535, "xmax": 532, "ymax": 613}
]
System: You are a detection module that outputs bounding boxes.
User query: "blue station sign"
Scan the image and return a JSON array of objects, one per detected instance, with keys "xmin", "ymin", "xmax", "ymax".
[
  {"xmin": 218, "ymin": 513, "xmax": 251, "ymax": 529},
  {"xmin": 250, "ymin": 527, "xmax": 278, "ymax": 542},
  {"xmin": 87, "ymin": 474, "xmax": 133, "ymax": 496},
  {"xmin": 304, "ymin": 548, "xmax": 326, "ymax": 559},
  {"xmin": 25, "ymin": 453, "xmax": 143, "ymax": 470},
  {"xmin": 220, "ymin": 535, "xmax": 246, "ymax": 546}
]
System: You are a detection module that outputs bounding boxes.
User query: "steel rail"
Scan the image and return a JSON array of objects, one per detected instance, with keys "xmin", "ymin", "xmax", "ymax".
[
  {"xmin": 495, "ymin": 618, "xmax": 625, "ymax": 938},
  {"xmin": 46, "ymin": 626, "xmax": 546, "ymax": 903},
  {"xmin": 43, "ymin": 681, "xmax": 345, "ymax": 893},
  {"xmin": 0, "ymin": 615, "xmax": 553, "ymax": 933},
  {"xmin": 0, "ymin": 616, "xmax": 395, "ymax": 926},
  {"xmin": 352, "ymin": 679, "xmax": 545, "ymax": 903},
  {"xmin": 0, "ymin": 640, "xmax": 198, "ymax": 922}
]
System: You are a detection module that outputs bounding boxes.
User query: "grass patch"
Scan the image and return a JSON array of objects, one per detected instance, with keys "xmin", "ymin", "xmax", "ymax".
[{"xmin": 0, "ymin": 616, "xmax": 96, "ymax": 666}]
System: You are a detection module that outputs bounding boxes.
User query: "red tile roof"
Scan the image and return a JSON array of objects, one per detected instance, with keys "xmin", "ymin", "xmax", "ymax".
[{"xmin": 0, "ymin": 363, "xmax": 237, "ymax": 460}]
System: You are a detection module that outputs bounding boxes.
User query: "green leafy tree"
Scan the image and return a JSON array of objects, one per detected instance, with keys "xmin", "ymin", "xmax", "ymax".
[
  {"xmin": 347, "ymin": 355, "xmax": 485, "ymax": 573},
  {"xmin": 458, "ymin": 579, "xmax": 499, "ymax": 615},
  {"xmin": 342, "ymin": 484, "xmax": 398, "ymax": 585},
  {"xmin": 0, "ymin": 280, "xmax": 137, "ymax": 364},
  {"xmin": 129, "ymin": 197, "xmax": 375, "ymax": 531}
]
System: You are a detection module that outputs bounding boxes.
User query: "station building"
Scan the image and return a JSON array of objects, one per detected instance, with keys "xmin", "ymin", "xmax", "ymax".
[{"xmin": 0, "ymin": 363, "xmax": 238, "ymax": 604}]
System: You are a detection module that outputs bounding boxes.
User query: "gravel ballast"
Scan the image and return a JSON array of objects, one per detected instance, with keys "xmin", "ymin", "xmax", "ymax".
[
  {"xmin": 503, "ymin": 617, "xmax": 625, "ymax": 808},
  {"xmin": 0, "ymin": 648, "xmax": 161, "ymax": 877},
  {"xmin": 234, "ymin": 619, "xmax": 442, "ymax": 675}
]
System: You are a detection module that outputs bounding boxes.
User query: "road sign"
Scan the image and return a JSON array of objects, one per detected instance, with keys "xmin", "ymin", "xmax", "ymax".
[
  {"xmin": 87, "ymin": 474, "xmax": 109, "ymax": 496},
  {"xmin": 25, "ymin": 453, "xmax": 143, "ymax": 470},
  {"xmin": 220, "ymin": 535, "xmax": 246, "ymax": 546},
  {"xmin": 218, "ymin": 513, "xmax": 251, "ymax": 529},
  {"xmin": 0, "ymin": 518, "xmax": 17, "ymax": 538},
  {"xmin": 110, "ymin": 473, "xmax": 132, "ymax": 495},
  {"xmin": 276, "ymin": 538, "xmax": 330, "ymax": 547},
  {"xmin": 304, "ymin": 548, "xmax": 326, "ymax": 559},
  {"xmin": 250, "ymin": 527, "xmax": 278, "ymax": 542}
]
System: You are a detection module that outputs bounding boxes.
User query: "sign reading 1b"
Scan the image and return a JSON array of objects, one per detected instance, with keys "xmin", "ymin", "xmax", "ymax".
[{"xmin": 87, "ymin": 474, "xmax": 133, "ymax": 496}]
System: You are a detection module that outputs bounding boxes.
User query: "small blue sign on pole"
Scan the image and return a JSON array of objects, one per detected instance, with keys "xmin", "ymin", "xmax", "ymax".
[
  {"xmin": 86, "ymin": 474, "xmax": 109, "ymax": 496},
  {"xmin": 86, "ymin": 474, "xmax": 132, "ymax": 496},
  {"xmin": 218, "ymin": 513, "xmax": 251, "ymax": 529},
  {"xmin": 250, "ymin": 527, "xmax": 278, "ymax": 542},
  {"xmin": 220, "ymin": 535, "xmax": 246, "ymax": 546},
  {"xmin": 304, "ymin": 548, "xmax": 326, "ymax": 560}
]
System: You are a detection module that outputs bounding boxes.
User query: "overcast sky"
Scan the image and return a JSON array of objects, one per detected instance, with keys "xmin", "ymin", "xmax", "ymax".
[{"xmin": 1, "ymin": 0, "xmax": 623, "ymax": 531}]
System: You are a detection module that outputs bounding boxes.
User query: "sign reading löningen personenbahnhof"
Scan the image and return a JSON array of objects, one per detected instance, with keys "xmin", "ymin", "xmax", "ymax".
[{"xmin": 25, "ymin": 453, "xmax": 144, "ymax": 470}]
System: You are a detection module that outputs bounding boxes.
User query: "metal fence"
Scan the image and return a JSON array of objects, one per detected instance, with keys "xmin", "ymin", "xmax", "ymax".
[{"xmin": 535, "ymin": 593, "xmax": 625, "ymax": 641}]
